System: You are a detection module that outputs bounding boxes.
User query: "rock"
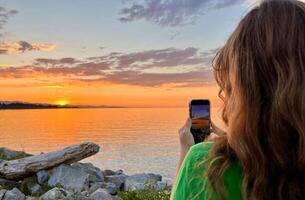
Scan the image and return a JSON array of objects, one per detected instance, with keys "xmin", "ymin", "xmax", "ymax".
[
  {"xmin": 20, "ymin": 176, "xmax": 42, "ymax": 196},
  {"xmin": 29, "ymin": 184, "xmax": 41, "ymax": 196},
  {"xmin": 115, "ymin": 170, "xmax": 124, "ymax": 175},
  {"xmin": 105, "ymin": 182, "xmax": 117, "ymax": 195},
  {"xmin": 20, "ymin": 176, "xmax": 45, "ymax": 196},
  {"xmin": 111, "ymin": 196, "xmax": 121, "ymax": 200},
  {"xmin": 26, "ymin": 197, "xmax": 38, "ymax": 200},
  {"xmin": 124, "ymin": 173, "xmax": 162, "ymax": 191},
  {"xmin": 89, "ymin": 188, "xmax": 113, "ymax": 200},
  {"xmin": 155, "ymin": 181, "xmax": 168, "ymax": 191},
  {"xmin": 72, "ymin": 163, "xmax": 104, "ymax": 183},
  {"xmin": 81, "ymin": 190, "xmax": 89, "ymax": 197},
  {"xmin": 39, "ymin": 187, "xmax": 68, "ymax": 200},
  {"xmin": 103, "ymin": 169, "xmax": 116, "ymax": 176},
  {"xmin": 48, "ymin": 163, "xmax": 104, "ymax": 192},
  {"xmin": 0, "ymin": 148, "xmax": 31, "ymax": 160},
  {"xmin": 0, "ymin": 178, "xmax": 20, "ymax": 189},
  {"xmin": 0, "ymin": 142, "xmax": 99, "ymax": 180},
  {"xmin": 88, "ymin": 182, "xmax": 117, "ymax": 195},
  {"xmin": 36, "ymin": 170, "xmax": 49, "ymax": 184},
  {"xmin": 0, "ymin": 189, "xmax": 7, "ymax": 199},
  {"xmin": 88, "ymin": 182, "xmax": 106, "ymax": 194},
  {"xmin": 3, "ymin": 188, "xmax": 26, "ymax": 200},
  {"xmin": 105, "ymin": 174, "xmax": 127, "ymax": 191}
]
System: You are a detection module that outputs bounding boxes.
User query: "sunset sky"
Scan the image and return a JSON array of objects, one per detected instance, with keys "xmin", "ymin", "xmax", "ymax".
[{"xmin": 0, "ymin": 0, "xmax": 259, "ymax": 107}]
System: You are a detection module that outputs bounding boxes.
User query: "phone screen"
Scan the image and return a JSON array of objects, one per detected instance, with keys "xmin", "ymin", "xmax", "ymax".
[{"xmin": 190, "ymin": 100, "xmax": 210, "ymax": 143}]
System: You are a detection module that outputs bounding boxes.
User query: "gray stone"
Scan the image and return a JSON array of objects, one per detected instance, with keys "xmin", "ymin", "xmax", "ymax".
[
  {"xmin": 88, "ymin": 181, "xmax": 117, "ymax": 195},
  {"xmin": 29, "ymin": 184, "xmax": 41, "ymax": 196},
  {"xmin": 26, "ymin": 197, "xmax": 38, "ymax": 200},
  {"xmin": 0, "ymin": 178, "xmax": 20, "ymax": 190},
  {"xmin": 48, "ymin": 163, "xmax": 104, "ymax": 192},
  {"xmin": 155, "ymin": 181, "xmax": 168, "ymax": 191},
  {"xmin": 80, "ymin": 190, "xmax": 89, "ymax": 197},
  {"xmin": 0, "ymin": 147, "xmax": 31, "ymax": 160},
  {"xmin": 3, "ymin": 188, "xmax": 26, "ymax": 200},
  {"xmin": 0, "ymin": 189, "xmax": 7, "ymax": 199},
  {"xmin": 39, "ymin": 187, "xmax": 68, "ymax": 200},
  {"xmin": 124, "ymin": 173, "xmax": 162, "ymax": 191},
  {"xmin": 36, "ymin": 170, "xmax": 49, "ymax": 184},
  {"xmin": 89, "ymin": 188, "xmax": 113, "ymax": 200},
  {"xmin": 103, "ymin": 169, "xmax": 116, "ymax": 176},
  {"xmin": 111, "ymin": 196, "xmax": 120, "ymax": 200},
  {"xmin": 105, "ymin": 182, "xmax": 117, "ymax": 195},
  {"xmin": 20, "ymin": 177, "xmax": 41, "ymax": 196},
  {"xmin": 105, "ymin": 174, "xmax": 127, "ymax": 191},
  {"xmin": 115, "ymin": 170, "xmax": 124, "ymax": 175},
  {"xmin": 72, "ymin": 163, "xmax": 104, "ymax": 183},
  {"xmin": 88, "ymin": 182, "xmax": 106, "ymax": 194}
]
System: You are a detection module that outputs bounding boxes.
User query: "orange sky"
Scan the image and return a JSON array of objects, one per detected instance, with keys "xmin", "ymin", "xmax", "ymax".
[{"xmin": 0, "ymin": 79, "xmax": 221, "ymax": 107}]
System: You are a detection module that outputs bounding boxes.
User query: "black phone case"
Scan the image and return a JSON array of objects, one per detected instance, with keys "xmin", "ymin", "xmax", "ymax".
[{"xmin": 189, "ymin": 100, "xmax": 211, "ymax": 144}]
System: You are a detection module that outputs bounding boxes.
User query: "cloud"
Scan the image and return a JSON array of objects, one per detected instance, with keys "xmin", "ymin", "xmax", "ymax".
[
  {"xmin": 119, "ymin": 0, "xmax": 245, "ymax": 27},
  {"xmin": 0, "ymin": 41, "xmax": 56, "ymax": 54},
  {"xmin": 0, "ymin": 6, "xmax": 17, "ymax": 36},
  {"xmin": 0, "ymin": 6, "xmax": 56, "ymax": 55},
  {"xmin": 119, "ymin": 0, "xmax": 305, "ymax": 27},
  {"xmin": 0, "ymin": 47, "xmax": 217, "ymax": 87},
  {"xmin": 92, "ymin": 69, "xmax": 214, "ymax": 86}
]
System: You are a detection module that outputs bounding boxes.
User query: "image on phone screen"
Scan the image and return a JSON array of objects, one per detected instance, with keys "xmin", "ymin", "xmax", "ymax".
[{"xmin": 190, "ymin": 100, "xmax": 210, "ymax": 143}]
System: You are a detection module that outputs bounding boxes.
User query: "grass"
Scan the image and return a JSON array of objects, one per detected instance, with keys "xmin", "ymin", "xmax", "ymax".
[
  {"xmin": 0, "ymin": 148, "xmax": 31, "ymax": 160},
  {"xmin": 118, "ymin": 189, "xmax": 171, "ymax": 200}
]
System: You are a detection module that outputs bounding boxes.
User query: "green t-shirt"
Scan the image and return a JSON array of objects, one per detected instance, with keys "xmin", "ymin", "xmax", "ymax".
[{"xmin": 171, "ymin": 142, "xmax": 243, "ymax": 200}]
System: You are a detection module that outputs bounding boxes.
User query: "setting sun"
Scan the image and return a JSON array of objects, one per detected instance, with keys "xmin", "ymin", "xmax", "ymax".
[{"xmin": 55, "ymin": 100, "xmax": 70, "ymax": 106}]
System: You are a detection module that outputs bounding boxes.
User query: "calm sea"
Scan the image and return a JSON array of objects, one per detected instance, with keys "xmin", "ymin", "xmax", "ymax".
[{"xmin": 0, "ymin": 107, "xmax": 223, "ymax": 182}]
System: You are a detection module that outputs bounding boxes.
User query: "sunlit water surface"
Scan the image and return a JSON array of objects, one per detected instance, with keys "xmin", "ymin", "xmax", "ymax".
[{"xmin": 0, "ymin": 107, "xmax": 223, "ymax": 181}]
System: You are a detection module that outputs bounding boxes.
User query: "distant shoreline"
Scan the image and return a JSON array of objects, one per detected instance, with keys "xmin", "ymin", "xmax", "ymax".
[
  {"xmin": 0, "ymin": 101, "xmax": 186, "ymax": 110},
  {"xmin": 0, "ymin": 101, "xmax": 126, "ymax": 110}
]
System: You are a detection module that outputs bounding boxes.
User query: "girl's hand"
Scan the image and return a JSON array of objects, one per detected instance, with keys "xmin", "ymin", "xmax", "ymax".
[
  {"xmin": 178, "ymin": 118, "xmax": 195, "ymax": 150},
  {"xmin": 210, "ymin": 120, "xmax": 226, "ymax": 136},
  {"xmin": 206, "ymin": 120, "xmax": 226, "ymax": 141}
]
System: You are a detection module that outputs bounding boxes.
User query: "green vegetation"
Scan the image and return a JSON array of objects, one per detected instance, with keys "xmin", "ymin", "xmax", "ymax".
[
  {"xmin": 118, "ymin": 190, "xmax": 171, "ymax": 200},
  {"xmin": 19, "ymin": 176, "xmax": 52, "ymax": 196},
  {"xmin": 0, "ymin": 148, "xmax": 31, "ymax": 160}
]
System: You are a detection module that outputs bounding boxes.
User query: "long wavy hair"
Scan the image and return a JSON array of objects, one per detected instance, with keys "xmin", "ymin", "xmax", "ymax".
[{"xmin": 204, "ymin": 0, "xmax": 305, "ymax": 199}]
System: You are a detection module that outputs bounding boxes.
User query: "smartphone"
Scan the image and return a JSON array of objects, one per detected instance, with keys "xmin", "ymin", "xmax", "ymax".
[{"xmin": 189, "ymin": 99, "xmax": 211, "ymax": 144}]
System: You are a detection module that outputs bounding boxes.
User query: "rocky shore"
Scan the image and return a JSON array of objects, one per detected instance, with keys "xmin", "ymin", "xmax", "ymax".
[{"xmin": 0, "ymin": 144, "xmax": 171, "ymax": 200}]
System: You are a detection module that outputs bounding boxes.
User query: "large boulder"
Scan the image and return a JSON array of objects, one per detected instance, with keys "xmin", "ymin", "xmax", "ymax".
[
  {"xmin": 124, "ymin": 173, "xmax": 167, "ymax": 191},
  {"xmin": 71, "ymin": 163, "xmax": 104, "ymax": 183},
  {"xmin": 48, "ymin": 163, "xmax": 104, "ymax": 192},
  {"xmin": 89, "ymin": 188, "xmax": 113, "ymax": 200},
  {"xmin": 3, "ymin": 188, "xmax": 26, "ymax": 200}
]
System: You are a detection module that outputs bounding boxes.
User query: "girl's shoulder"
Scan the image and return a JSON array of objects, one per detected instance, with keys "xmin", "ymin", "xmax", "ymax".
[{"xmin": 187, "ymin": 141, "xmax": 214, "ymax": 162}]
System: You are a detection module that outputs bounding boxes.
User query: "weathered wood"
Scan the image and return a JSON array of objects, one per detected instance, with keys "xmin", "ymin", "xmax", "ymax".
[{"xmin": 0, "ymin": 142, "xmax": 100, "ymax": 180}]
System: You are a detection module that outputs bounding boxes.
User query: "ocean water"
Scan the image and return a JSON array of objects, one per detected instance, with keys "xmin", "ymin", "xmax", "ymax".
[{"xmin": 0, "ymin": 107, "xmax": 223, "ymax": 181}]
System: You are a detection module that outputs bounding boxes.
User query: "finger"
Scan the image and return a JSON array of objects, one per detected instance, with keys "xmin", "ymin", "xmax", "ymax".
[
  {"xmin": 180, "ymin": 118, "xmax": 191, "ymax": 131},
  {"xmin": 185, "ymin": 118, "xmax": 192, "ymax": 128}
]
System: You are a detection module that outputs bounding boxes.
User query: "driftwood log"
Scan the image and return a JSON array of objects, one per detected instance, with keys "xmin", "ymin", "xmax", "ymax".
[{"xmin": 0, "ymin": 142, "xmax": 100, "ymax": 180}]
